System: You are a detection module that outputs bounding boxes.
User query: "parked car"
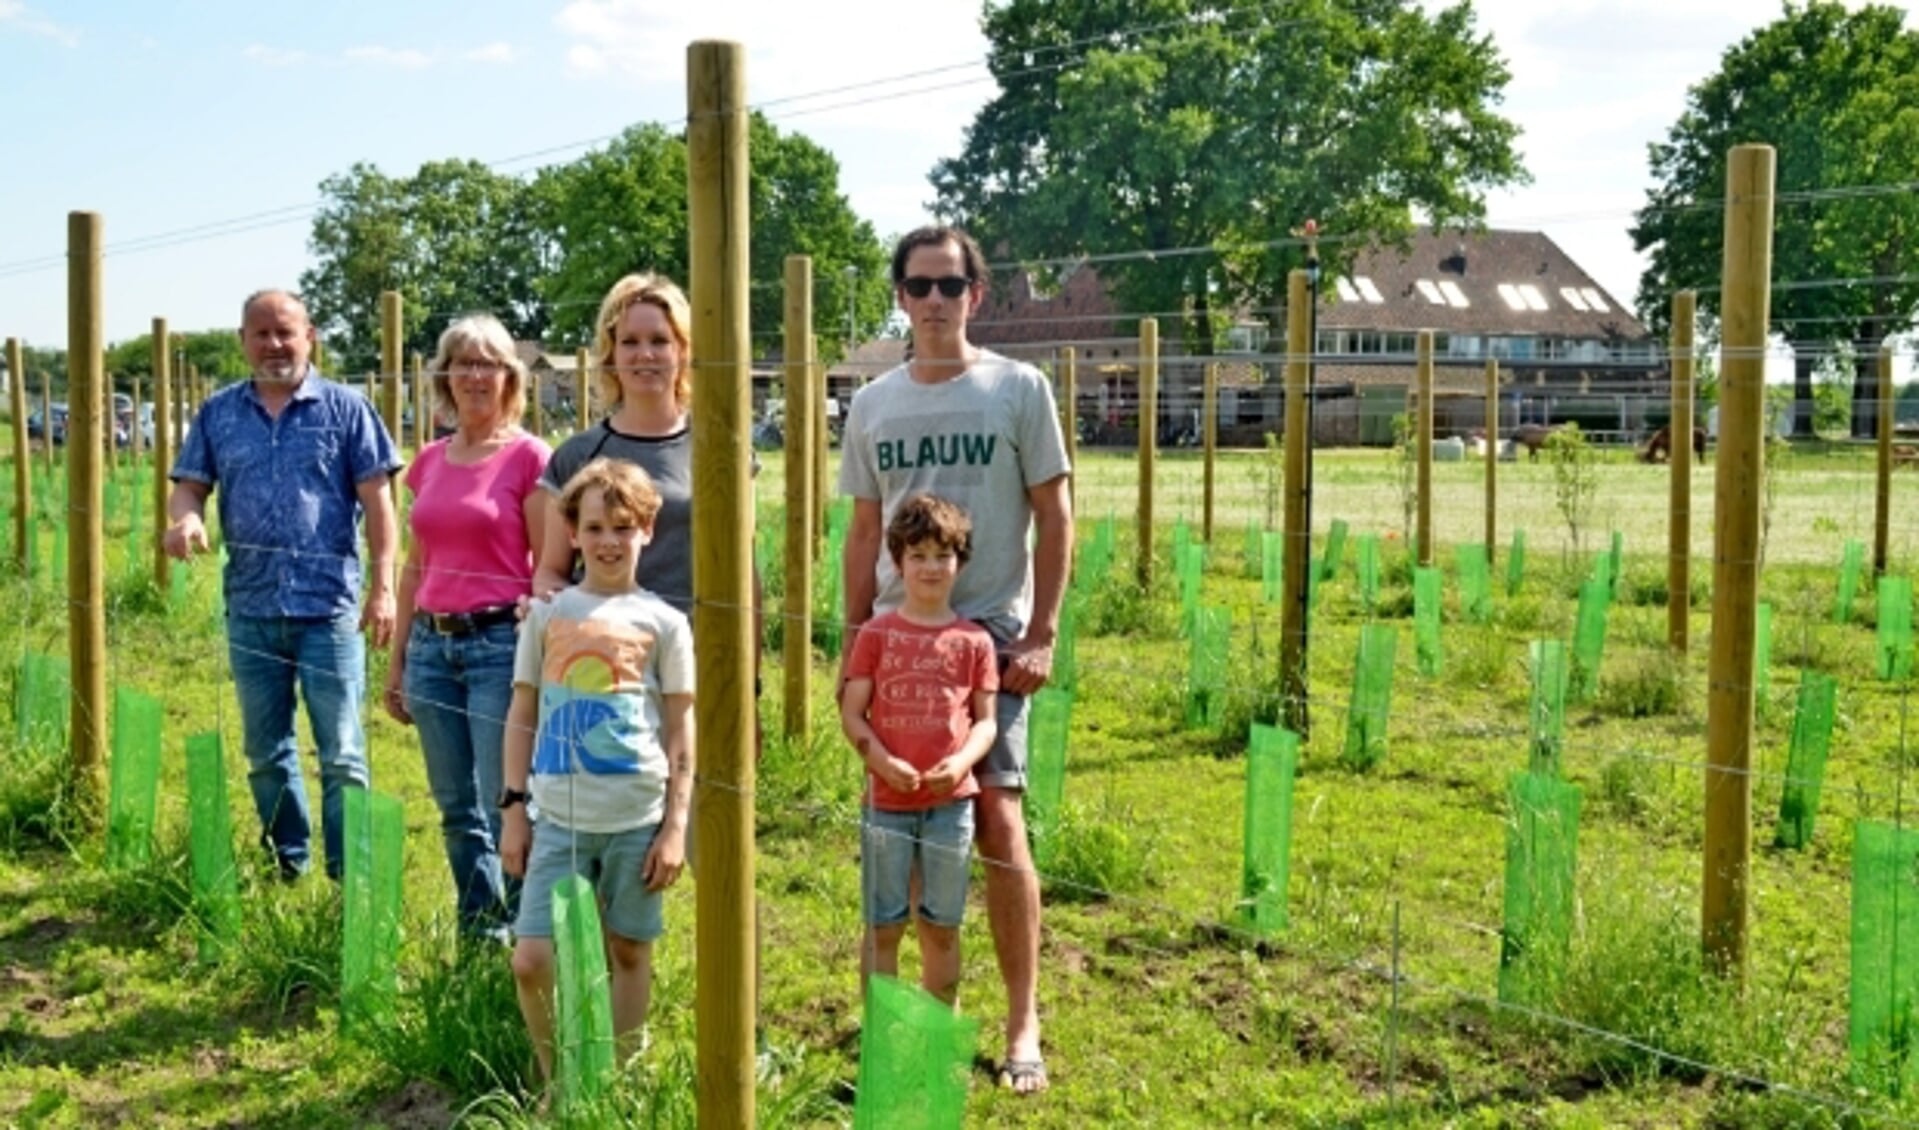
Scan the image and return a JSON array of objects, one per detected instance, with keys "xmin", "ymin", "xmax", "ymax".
[{"xmin": 26, "ymin": 402, "xmax": 68, "ymax": 446}]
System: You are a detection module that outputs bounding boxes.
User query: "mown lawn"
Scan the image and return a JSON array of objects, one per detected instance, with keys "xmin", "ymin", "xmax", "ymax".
[{"xmin": 3, "ymin": 443, "xmax": 1918, "ymax": 1127}]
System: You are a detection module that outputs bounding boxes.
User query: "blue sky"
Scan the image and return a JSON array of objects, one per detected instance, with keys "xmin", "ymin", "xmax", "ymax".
[{"xmin": 0, "ymin": 0, "xmax": 1912, "ymax": 385}]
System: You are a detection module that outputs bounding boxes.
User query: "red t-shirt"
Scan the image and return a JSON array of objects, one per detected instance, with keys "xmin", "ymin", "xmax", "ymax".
[{"xmin": 846, "ymin": 612, "xmax": 999, "ymax": 811}]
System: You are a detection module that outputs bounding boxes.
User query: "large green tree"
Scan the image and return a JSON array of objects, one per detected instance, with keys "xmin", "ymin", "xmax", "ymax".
[
  {"xmin": 1632, "ymin": 1, "xmax": 1919, "ymax": 438},
  {"xmin": 931, "ymin": 0, "xmax": 1526, "ymax": 352},
  {"xmin": 300, "ymin": 159, "xmax": 547, "ymax": 374}
]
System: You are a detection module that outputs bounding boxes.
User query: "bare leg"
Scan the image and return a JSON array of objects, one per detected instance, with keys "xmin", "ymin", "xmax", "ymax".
[
  {"xmin": 605, "ymin": 934, "xmax": 654, "ymax": 1062},
  {"xmin": 511, "ymin": 938, "xmax": 558, "ymax": 1082},
  {"xmin": 975, "ymin": 786, "xmax": 1044, "ymax": 1089},
  {"xmin": 862, "ymin": 922, "xmax": 907, "ymax": 992},
  {"xmin": 918, "ymin": 921, "xmax": 962, "ymax": 1007}
]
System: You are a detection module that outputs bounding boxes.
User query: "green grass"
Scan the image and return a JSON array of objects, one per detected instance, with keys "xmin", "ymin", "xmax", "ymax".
[{"xmin": 4, "ymin": 445, "xmax": 1919, "ymax": 1125}]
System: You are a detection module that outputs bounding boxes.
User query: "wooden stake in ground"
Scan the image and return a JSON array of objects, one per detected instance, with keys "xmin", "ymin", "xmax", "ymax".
[
  {"xmin": 813, "ymin": 332, "xmax": 827, "ymax": 558},
  {"xmin": 1416, "ymin": 331, "xmax": 1435, "ymax": 568},
  {"xmin": 1704, "ymin": 144, "xmax": 1774, "ymax": 983},
  {"xmin": 379, "ymin": 291, "xmax": 403, "ymax": 445},
  {"xmin": 67, "ymin": 211, "xmax": 107, "ymax": 830},
  {"xmin": 41, "ymin": 371, "xmax": 53, "ymax": 480},
  {"xmin": 687, "ymin": 38, "xmax": 756, "ymax": 1128},
  {"xmin": 151, "ymin": 319, "xmax": 171, "ymax": 592},
  {"xmin": 1875, "ymin": 346, "xmax": 1894, "ymax": 577},
  {"xmin": 6, "ymin": 337, "xmax": 27, "ymax": 573},
  {"xmin": 1137, "ymin": 317, "xmax": 1158, "ymax": 588},
  {"xmin": 412, "ymin": 353, "xmax": 425, "ymax": 452},
  {"xmin": 576, "ymin": 346, "xmax": 591, "ymax": 430},
  {"xmin": 1670, "ymin": 290, "xmax": 1696, "ymax": 652},
  {"xmin": 1485, "ymin": 358, "xmax": 1498, "ymax": 566},
  {"xmin": 1203, "ymin": 360, "xmax": 1218, "ymax": 543},
  {"xmin": 1281, "ymin": 271, "xmax": 1311, "ymax": 734},
  {"xmin": 782, "ymin": 254, "xmax": 814, "ymax": 741},
  {"xmin": 1059, "ymin": 347, "xmax": 1078, "ymax": 509}
]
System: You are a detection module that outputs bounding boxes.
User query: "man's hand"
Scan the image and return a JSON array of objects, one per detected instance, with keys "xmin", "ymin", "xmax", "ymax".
[
  {"xmin": 500, "ymin": 807, "xmax": 531, "ymax": 879},
  {"xmin": 381, "ymin": 666, "xmax": 412, "ymax": 726},
  {"xmin": 361, "ymin": 584, "xmax": 396, "ymax": 649},
  {"xmin": 163, "ymin": 514, "xmax": 209, "ymax": 561},
  {"xmin": 921, "ymin": 755, "xmax": 971, "ymax": 796},
  {"xmin": 999, "ymin": 636, "xmax": 1055, "ymax": 696},
  {"xmin": 642, "ymin": 824, "xmax": 686, "ymax": 892}
]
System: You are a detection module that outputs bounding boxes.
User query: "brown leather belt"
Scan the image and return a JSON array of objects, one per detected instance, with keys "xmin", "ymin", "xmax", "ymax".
[{"xmin": 417, "ymin": 605, "xmax": 518, "ymax": 636}]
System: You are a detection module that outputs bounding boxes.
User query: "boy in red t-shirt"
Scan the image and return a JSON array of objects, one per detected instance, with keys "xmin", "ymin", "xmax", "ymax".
[{"xmin": 841, "ymin": 493, "xmax": 999, "ymax": 1005}]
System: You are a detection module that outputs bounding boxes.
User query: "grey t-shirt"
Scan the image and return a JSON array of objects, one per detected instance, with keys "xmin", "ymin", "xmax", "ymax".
[
  {"xmin": 542, "ymin": 422, "xmax": 693, "ymax": 614},
  {"xmin": 839, "ymin": 352, "xmax": 1071, "ymax": 622}
]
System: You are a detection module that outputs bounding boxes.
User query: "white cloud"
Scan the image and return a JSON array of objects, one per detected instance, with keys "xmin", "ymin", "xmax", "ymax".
[
  {"xmin": 0, "ymin": 0, "xmax": 78, "ymax": 47},
  {"xmin": 345, "ymin": 44, "xmax": 435, "ymax": 69},
  {"xmin": 465, "ymin": 42, "xmax": 515, "ymax": 64},
  {"xmin": 566, "ymin": 43, "xmax": 607, "ymax": 74},
  {"xmin": 242, "ymin": 43, "xmax": 307, "ymax": 67}
]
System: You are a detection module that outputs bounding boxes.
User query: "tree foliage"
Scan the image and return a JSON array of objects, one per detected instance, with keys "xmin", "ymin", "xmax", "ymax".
[
  {"xmin": 931, "ymin": 0, "xmax": 1527, "ymax": 352},
  {"xmin": 1631, "ymin": 1, "xmax": 1919, "ymax": 437},
  {"xmin": 300, "ymin": 116, "xmax": 891, "ymax": 374}
]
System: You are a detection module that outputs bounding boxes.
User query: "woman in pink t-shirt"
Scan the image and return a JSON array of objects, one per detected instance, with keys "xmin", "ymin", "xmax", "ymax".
[{"xmin": 383, "ymin": 313, "xmax": 551, "ymax": 938}]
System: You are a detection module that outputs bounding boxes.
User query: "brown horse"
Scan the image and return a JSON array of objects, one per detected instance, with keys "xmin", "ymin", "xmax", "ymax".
[
  {"xmin": 1637, "ymin": 425, "xmax": 1707, "ymax": 464},
  {"xmin": 1511, "ymin": 423, "xmax": 1560, "ymax": 461}
]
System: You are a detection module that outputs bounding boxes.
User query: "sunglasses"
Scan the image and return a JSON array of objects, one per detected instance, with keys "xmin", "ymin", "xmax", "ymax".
[{"xmin": 900, "ymin": 275, "xmax": 972, "ymax": 299}]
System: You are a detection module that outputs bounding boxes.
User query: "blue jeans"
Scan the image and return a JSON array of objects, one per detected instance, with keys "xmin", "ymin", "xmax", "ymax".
[
  {"xmin": 227, "ymin": 613, "xmax": 370, "ymax": 879},
  {"xmin": 403, "ymin": 617, "xmax": 518, "ymax": 934}
]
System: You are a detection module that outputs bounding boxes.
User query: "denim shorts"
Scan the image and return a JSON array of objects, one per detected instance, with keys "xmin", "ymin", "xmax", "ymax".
[
  {"xmin": 515, "ymin": 821, "xmax": 665, "ymax": 943},
  {"xmin": 975, "ymin": 615, "xmax": 1032, "ymax": 792},
  {"xmin": 862, "ymin": 800, "xmax": 975, "ymax": 929}
]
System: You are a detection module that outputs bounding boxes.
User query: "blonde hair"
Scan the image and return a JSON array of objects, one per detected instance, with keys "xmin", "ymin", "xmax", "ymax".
[
  {"xmin": 428, "ymin": 314, "xmax": 527, "ymax": 426},
  {"xmin": 559, "ymin": 457, "xmax": 663, "ymax": 531},
  {"xmin": 593, "ymin": 273, "xmax": 693, "ymax": 411}
]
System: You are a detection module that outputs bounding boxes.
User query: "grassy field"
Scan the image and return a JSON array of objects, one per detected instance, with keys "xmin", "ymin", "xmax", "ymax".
[{"xmin": 3, "ymin": 443, "xmax": 1919, "ymax": 1127}]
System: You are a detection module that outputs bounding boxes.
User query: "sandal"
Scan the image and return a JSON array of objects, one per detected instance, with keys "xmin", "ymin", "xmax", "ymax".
[{"xmin": 998, "ymin": 1057, "xmax": 1049, "ymax": 1095}]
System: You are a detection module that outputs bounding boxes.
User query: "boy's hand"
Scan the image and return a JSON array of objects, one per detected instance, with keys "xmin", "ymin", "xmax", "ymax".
[
  {"xmin": 500, "ymin": 807, "xmax": 531, "ymax": 879},
  {"xmin": 921, "ymin": 755, "xmax": 971, "ymax": 796},
  {"xmin": 642, "ymin": 825, "xmax": 686, "ymax": 892}
]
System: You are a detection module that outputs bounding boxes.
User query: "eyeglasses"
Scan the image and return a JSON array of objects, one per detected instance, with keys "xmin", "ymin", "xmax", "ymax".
[
  {"xmin": 900, "ymin": 275, "xmax": 972, "ymax": 299},
  {"xmin": 449, "ymin": 357, "xmax": 504, "ymax": 375}
]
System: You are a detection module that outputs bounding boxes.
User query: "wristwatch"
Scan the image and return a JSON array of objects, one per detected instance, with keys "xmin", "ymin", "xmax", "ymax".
[{"xmin": 497, "ymin": 786, "xmax": 531, "ymax": 811}]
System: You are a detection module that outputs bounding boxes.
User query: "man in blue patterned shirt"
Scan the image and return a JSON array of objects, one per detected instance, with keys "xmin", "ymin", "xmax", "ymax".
[{"xmin": 165, "ymin": 290, "xmax": 402, "ymax": 880}]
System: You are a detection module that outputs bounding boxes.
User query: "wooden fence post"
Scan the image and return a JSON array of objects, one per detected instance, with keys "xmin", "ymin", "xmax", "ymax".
[
  {"xmin": 67, "ymin": 211, "xmax": 108, "ymax": 830},
  {"xmin": 1137, "ymin": 318, "xmax": 1158, "ymax": 588}
]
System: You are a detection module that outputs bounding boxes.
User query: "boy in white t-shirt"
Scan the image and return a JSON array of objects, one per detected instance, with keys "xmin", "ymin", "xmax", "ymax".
[{"xmin": 499, "ymin": 457, "xmax": 696, "ymax": 1081}]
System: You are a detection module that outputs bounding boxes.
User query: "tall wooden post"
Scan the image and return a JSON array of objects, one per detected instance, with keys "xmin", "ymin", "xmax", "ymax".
[
  {"xmin": 1704, "ymin": 144, "xmax": 1774, "ymax": 983},
  {"xmin": 411, "ymin": 352, "xmax": 425, "ymax": 452},
  {"xmin": 529, "ymin": 370, "xmax": 544, "ymax": 437},
  {"xmin": 782, "ymin": 255, "xmax": 815, "ymax": 740},
  {"xmin": 41, "ymin": 372, "xmax": 53, "ymax": 479},
  {"xmin": 6, "ymin": 337, "xmax": 27, "ymax": 573},
  {"xmin": 1202, "ymin": 360, "xmax": 1218, "ymax": 542},
  {"xmin": 1416, "ymin": 331, "xmax": 1435, "ymax": 567},
  {"xmin": 813, "ymin": 335, "xmax": 827, "ymax": 556},
  {"xmin": 1136, "ymin": 319, "xmax": 1159, "ymax": 587},
  {"xmin": 67, "ymin": 211, "xmax": 107, "ymax": 830},
  {"xmin": 687, "ymin": 39, "xmax": 755, "ymax": 1127},
  {"xmin": 1874, "ymin": 346, "xmax": 1894, "ymax": 576},
  {"xmin": 170, "ymin": 364, "xmax": 184, "ymax": 454},
  {"xmin": 1280, "ymin": 271, "xmax": 1311, "ymax": 734},
  {"xmin": 1484, "ymin": 358, "xmax": 1498, "ymax": 565},
  {"xmin": 379, "ymin": 291, "xmax": 403, "ymax": 444},
  {"xmin": 1058, "ymin": 347, "xmax": 1078, "ymax": 507},
  {"xmin": 1670, "ymin": 290, "xmax": 1696, "ymax": 651},
  {"xmin": 151, "ymin": 320, "xmax": 171, "ymax": 591},
  {"xmin": 576, "ymin": 346, "xmax": 591, "ymax": 429}
]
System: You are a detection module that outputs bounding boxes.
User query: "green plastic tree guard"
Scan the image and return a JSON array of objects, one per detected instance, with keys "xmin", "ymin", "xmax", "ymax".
[
  {"xmin": 1456, "ymin": 543, "xmax": 1493, "ymax": 625},
  {"xmin": 1877, "ymin": 576, "xmax": 1913, "ymax": 681},
  {"xmin": 1356, "ymin": 533, "xmax": 1380, "ymax": 612},
  {"xmin": 1755, "ymin": 602, "xmax": 1774, "ymax": 703},
  {"xmin": 552, "ymin": 872, "xmax": 618, "ymax": 1114},
  {"xmin": 1322, "ymin": 518, "xmax": 1349, "ymax": 580},
  {"xmin": 1849, "ymin": 820, "xmax": 1919, "ymax": 1093},
  {"xmin": 1606, "ymin": 530, "xmax": 1624, "ymax": 598},
  {"xmin": 14, "ymin": 651, "xmax": 69, "ymax": 747},
  {"xmin": 1053, "ymin": 596, "xmax": 1079, "ymax": 696},
  {"xmin": 1342, "ymin": 623, "xmax": 1397, "ymax": 771},
  {"xmin": 106, "ymin": 688, "xmax": 163, "ymax": 871},
  {"xmin": 185, "ymin": 732, "xmax": 240, "ymax": 960},
  {"xmin": 1570, "ymin": 579, "xmax": 1610, "ymax": 703},
  {"xmin": 1243, "ymin": 519, "xmax": 1262, "ymax": 580},
  {"xmin": 1836, "ymin": 539, "xmax": 1865, "ymax": 625},
  {"xmin": 1413, "ymin": 566, "xmax": 1443, "ymax": 677},
  {"xmin": 854, "ymin": 974, "xmax": 979, "ymax": 1130},
  {"xmin": 340, "ymin": 786, "xmax": 405, "ymax": 1035},
  {"xmin": 1528, "ymin": 641, "xmax": 1570, "ymax": 777},
  {"xmin": 1775, "ymin": 671, "xmax": 1837, "ymax": 850},
  {"xmin": 1260, "ymin": 532, "xmax": 1282, "ymax": 606},
  {"xmin": 1238, "ymin": 724, "xmax": 1298, "ymax": 936},
  {"xmin": 1506, "ymin": 529, "xmax": 1526, "ymax": 597},
  {"xmin": 1498, "ymin": 772, "xmax": 1580, "ymax": 1007},
  {"xmin": 1185, "ymin": 605, "xmax": 1230, "ymax": 730},
  {"xmin": 1025, "ymin": 688, "xmax": 1072, "ymax": 868}
]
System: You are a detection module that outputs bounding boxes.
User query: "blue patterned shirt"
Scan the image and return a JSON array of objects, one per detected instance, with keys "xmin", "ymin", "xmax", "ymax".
[{"xmin": 170, "ymin": 369, "xmax": 401, "ymax": 619}]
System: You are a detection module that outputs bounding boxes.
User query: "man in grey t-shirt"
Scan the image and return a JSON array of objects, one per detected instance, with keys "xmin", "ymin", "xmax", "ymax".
[{"xmin": 840, "ymin": 225, "xmax": 1072, "ymax": 1094}]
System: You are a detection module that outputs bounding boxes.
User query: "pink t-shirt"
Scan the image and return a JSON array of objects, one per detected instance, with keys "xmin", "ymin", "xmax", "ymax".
[
  {"xmin": 845, "ymin": 612, "xmax": 999, "ymax": 811},
  {"xmin": 405, "ymin": 432, "xmax": 552, "ymax": 613}
]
